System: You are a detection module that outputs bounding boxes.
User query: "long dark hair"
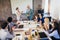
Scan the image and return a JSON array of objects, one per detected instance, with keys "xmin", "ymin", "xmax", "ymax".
[{"xmin": 51, "ymin": 22, "xmax": 60, "ymax": 36}]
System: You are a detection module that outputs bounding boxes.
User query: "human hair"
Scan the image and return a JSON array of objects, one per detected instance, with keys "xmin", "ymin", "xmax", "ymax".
[
  {"xmin": 44, "ymin": 17, "xmax": 49, "ymax": 23},
  {"xmin": 33, "ymin": 15, "xmax": 37, "ymax": 20},
  {"xmin": 0, "ymin": 23, "xmax": 1, "ymax": 29},
  {"xmin": 7, "ymin": 17, "xmax": 12, "ymax": 23},
  {"xmin": 51, "ymin": 22, "xmax": 60, "ymax": 36},
  {"xmin": 16, "ymin": 7, "xmax": 19, "ymax": 10},
  {"xmin": 37, "ymin": 14, "xmax": 40, "ymax": 18},
  {"xmin": 52, "ymin": 22, "xmax": 59, "ymax": 31},
  {"xmin": 1, "ymin": 22, "xmax": 8, "ymax": 29}
]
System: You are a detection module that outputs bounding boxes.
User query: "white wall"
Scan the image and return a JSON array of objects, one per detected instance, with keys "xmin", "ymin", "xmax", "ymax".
[
  {"xmin": 34, "ymin": 0, "xmax": 42, "ymax": 10},
  {"xmin": 44, "ymin": 0, "xmax": 48, "ymax": 13},
  {"xmin": 42, "ymin": 0, "xmax": 45, "ymax": 9},
  {"xmin": 42, "ymin": 0, "xmax": 49, "ymax": 13},
  {"xmin": 50, "ymin": 0, "xmax": 60, "ymax": 20},
  {"xmin": 10, "ymin": 0, "xmax": 33, "ymax": 14}
]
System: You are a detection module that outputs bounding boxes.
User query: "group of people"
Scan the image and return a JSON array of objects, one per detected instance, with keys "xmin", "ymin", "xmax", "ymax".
[
  {"xmin": 37, "ymin": 17, "xmax": 60, "ymax": 40},
  {"xmin": 0, "ymin": 17, "xmax": 60, "ymax": 40},
  {"xmin": 16, "ymin": 5, "xmax": 34, "ymax": 21},
  {"xmin": 0, "ymin": 4, "xmax": 60, "ymax": 40},
  {"xmin": 32, "ymin": 9, "xmax": 60, "ymax": 40},
  {"xmin": 0, "ymin": 17, "xmax": 15, "ymax": 40},
  {"xmin": 15, "ymin": 5, "xmax": 44, "ymax": 21}
]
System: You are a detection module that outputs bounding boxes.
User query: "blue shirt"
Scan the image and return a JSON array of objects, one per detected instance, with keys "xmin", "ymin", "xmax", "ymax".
[
  {"xmin": 38, "ymin": 17, "xmax": 44, "ymax": 23},
  {"xmin": 26, "ymin": 9, "xmax": 34, "ymax": 20}
]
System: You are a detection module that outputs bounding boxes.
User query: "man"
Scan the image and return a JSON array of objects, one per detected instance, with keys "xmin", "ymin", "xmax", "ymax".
[
  {"xmin": 26, "ymin": 5, "xmax": 34, "ymax": 20},
  {"xmin": 0, "ymin": 22, "xmax": 8, "ymax": 40},
  {"xmin": 7, "ymin": 17, "xmax": 15, "ymax": 40},
  {"xmin": 7, "ymin": 17, "xmax": 15, "ymax": 33}
]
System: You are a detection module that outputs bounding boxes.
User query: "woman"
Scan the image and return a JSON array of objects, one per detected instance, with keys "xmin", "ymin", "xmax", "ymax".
[
  {"xmin": 43, "ymin": 17, "xmax": 52, "ymax": 31},
  {"xmin": 45, "ymin": 22, "xmax": 60, "ymax": 40},
  {"xmin": 7, "ymin": 17, "xmax": 15, "ymax": 40},
  {"xmin": 16, "ymin": 7, "xmax": 21, "ymax": 21},
  {"xmin": 33, "ymin": 15, "xmax": 38, "ymax": 22},
  {"xmin": 37, "ymin": 14, "xmax": 44, "ymax": 23},
  {"xmin": 49, "ymin": 22, "xmax": 60, "ymax": 40}
]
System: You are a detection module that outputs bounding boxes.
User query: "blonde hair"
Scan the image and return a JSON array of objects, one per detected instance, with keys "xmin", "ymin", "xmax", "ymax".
[{"xmin": 44, "ymin": 18, "xmax": 49, "ymax": 24}]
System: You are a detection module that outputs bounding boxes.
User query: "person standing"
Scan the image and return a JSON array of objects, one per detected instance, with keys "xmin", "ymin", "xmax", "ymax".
[
  {"xmin": 37, "ymin": 5, "xmax": 44, "ymax": 16},
  {"xmin": 26, "ymin": 5, "xmax": 34, "ymax": 20},
  {"xmin": 16, "ymin": 7, "xmax": 21, "ymax": 21}
]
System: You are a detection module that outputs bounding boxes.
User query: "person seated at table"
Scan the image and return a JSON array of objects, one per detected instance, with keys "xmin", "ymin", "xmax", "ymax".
[
  {"xmin": 7, "ymin": 17, "xmax": 15, "ymax": 33},
  {"xmin": 43, "ymin": 17, "xmax": 52, "ymax": 31},
  {"xmin": 7, "ymin": 17, "xmax": 15, "ymax": 39},
  {"xmin": 39, "ymin": 20, "xmax": 44, "ymax": 28},
  {"xmin": 47, "ymin": 22, "xmax": 60, "ymax": 40},
  {"xmin": 0, "ymin": 21, "xmax": 15, "ymax": 40},
  {"xmin": 37, "ymin": 14, "xmax": 44, "ymax": 23},
  {"xmin": 6, "ymin": 26, "xmax": 15, "ymax": 40},
  {"xmin": 0, "ymin": 22, "xmax": 8, "ymax": 40},
  {"xmin": 33, "ymin": 15, "xmax": 38, "ymax": 22}
]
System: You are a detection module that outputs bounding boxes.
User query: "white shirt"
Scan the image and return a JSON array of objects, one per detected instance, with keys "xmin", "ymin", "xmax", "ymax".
[
  {"xmin": 16, "ymin": 10, "xmax": 21, "ymax": 17},
  {"xmin": 0, "ymin": 29, "xmax": 7, "ymax": 40},
  {"xmin": 16, "ymin": 10, "xmax": 21, "ymax": 21},
  {"xmin": 44, "ymin": 30, "xmax": 60, "ymax": 39},
  {"xmin": 49, "ymin": 30, "xmax": 60, "ymax": 39}
]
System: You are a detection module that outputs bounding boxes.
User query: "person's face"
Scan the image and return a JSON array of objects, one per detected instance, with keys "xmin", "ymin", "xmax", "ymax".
[{"xmin": 27, "ymin": 6, "xmax": 30, "ymax": 9}]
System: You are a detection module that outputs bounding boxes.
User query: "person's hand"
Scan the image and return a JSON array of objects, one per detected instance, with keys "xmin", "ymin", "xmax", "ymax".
[{"xmin": 12, "ymin": 26, "xmax": 15, "ymax": 31}]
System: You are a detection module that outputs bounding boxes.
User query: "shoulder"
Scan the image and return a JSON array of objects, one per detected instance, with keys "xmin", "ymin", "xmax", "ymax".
[
  {"xmin": 54, "ymin": 30, "xmax": 58, "ymax": 32},
  {"xmin": 0, "ymin": 29, "xmax": 7, "ymax": 38},
  {"xmin": 8, "ymin": 22, "xmax": 14, "ymax": 27},
  {"xmin": 42, "ymin": 18, "xmax": 44, "ymax": 20},
  {"xmin": 51, "ymin": 30, "xmax": 58, "ymax": 34}
]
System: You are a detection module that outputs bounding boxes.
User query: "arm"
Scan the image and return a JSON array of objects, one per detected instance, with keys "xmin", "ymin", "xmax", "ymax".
[{"xmin": 49, "ymin": 30, "xmax": 57, "ymax": 36}]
